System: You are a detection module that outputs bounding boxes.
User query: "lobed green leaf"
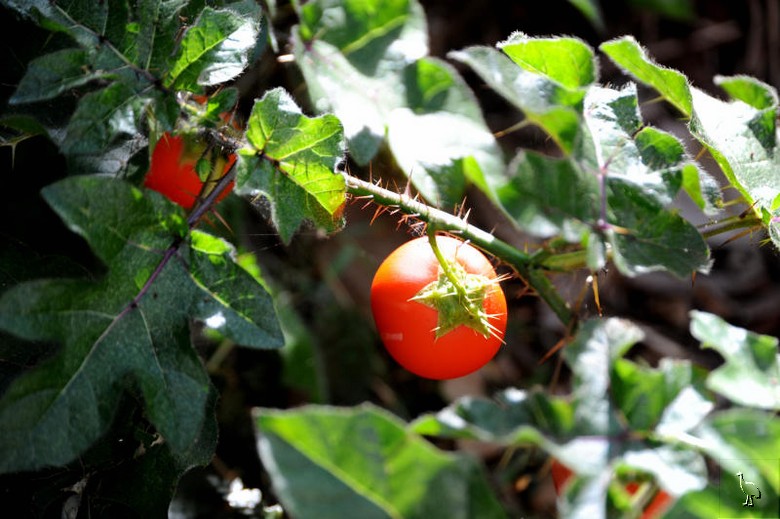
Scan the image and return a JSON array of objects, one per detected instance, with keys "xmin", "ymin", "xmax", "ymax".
[
  {"xmin": 236, "ymin": 88, "xmax": 346, "ymax": 243},
  {"xmin": 293, "ymin": 0, "xmax": 426, "ymax": 163},
  {"xmin": 0, "ymin": 177, "xmax": 281, "ymax": 473},
  {"xmin": 689, "ymin": 86, "xmax": 780, "ymax": 225},
  {"xmin": 601, "ymin": 36, "xmax": 780, "ymax": 250},
  {"xmin": 386, "ymin": 57, "xmax": 507, "ymax": 204},
  {"xmin": 678, "ymin": 408, "xmax": 780, "ymax": 515},
  {"xmin": 499, "ymin": 151, "xmax": 598, "ymax": 241}
]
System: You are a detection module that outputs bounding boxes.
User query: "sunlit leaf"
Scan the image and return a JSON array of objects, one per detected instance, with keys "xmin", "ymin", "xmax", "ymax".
[
  {"xmin": 412, "ymin": 318, "xmax": 710, "ymax": 516},
  {"xmin": 499, "ymin": 84, "xmax": 710, "ymax": 277},
  {"xmin": 601, "ymin": 36, "xmax": 780, "ymax": 249},
  {"xmin": 600, "ymin": 36, "xmax": 692, "ymax": 117},
  {"xmin": 235, "ymin": 88, "xmax": 346, "ymax": 243},
  {"xmin": 499, "ymin": 32, "xmax": 596, "ymax": 90},
  {"xmin": 292, "ymin": 0, "xmax": 502, "ymax": 206},
  {"xmin": 255, "ymin": 404, "xmax": 507, "ymax": 519},
  {"xmin": 450, "ymin": 44, "xmax": 585, "ymax": 154},
  {"xmin": 293, "ymin": 0, "xmax": 427, "ymax": 164},
  {"xmin": 386, "ymin": 57, "xmax": 507, "ymax": 204},
  {"xmin": 164, "ymin": 7, "xmax": 259, "ymax": 90}
]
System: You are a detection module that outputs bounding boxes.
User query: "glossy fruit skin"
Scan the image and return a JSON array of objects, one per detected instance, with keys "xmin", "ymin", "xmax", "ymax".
[
  {"xmin": 550, "ymin": 460, "xmax": 672, "ymax": 518},
  {"xmin": 370, "ymin": 236, "xmax": 507, "ymax": 380},
  {"xmin": 144, "ymin": 132, "xmax": 236, "ymax": 210}
]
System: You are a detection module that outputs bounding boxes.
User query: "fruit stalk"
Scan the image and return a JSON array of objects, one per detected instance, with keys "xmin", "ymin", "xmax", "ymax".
[
  {"xmin": 425, "ymin": 228, "xmax": 471, "ymax": 304},
  {"xmin": 343, "ymin": 173, "xmax": 574, "ymax": 326}
]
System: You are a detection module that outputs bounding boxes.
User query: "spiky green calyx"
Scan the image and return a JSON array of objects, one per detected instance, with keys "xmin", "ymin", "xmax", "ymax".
[{"xmin": 410, "ymin": 260, "xmax": 500, "ymax": 339}]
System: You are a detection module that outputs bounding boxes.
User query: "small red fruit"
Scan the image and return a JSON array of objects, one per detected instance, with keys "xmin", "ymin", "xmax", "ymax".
[
  {"xmin": 370, "ymin": 235, "xmax": 507, "ymax": 380},
  {"xmin": 144, "ymin": 132, "xmax": 236, "ymax": 210}
]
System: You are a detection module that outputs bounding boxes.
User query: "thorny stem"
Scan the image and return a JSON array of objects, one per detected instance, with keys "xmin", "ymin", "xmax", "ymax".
[
  {"xmin": 342, "ymin": 172, "xmax": 574, "ymax": 326},
  {"xmin": 122, "ymin": 158, "xmax": 237, "ymax": 319},
  {"xmin": 700, "ymin": 214, "xmax": 762, "ymax": 239}
]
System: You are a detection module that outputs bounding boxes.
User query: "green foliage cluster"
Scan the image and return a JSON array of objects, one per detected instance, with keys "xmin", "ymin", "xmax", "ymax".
[{"xmin": 1, "ymin": 0, "xmax": 778, "ymax": 517}]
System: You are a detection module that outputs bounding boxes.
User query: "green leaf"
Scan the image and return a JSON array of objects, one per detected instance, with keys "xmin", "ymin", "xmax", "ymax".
[
  {"xmin": 292, "ymin": 0, "xmax": 502, "ymax": 206},
  {"xmin": 498, "ymin": 32, "xmax": 596, "ymax": 90},
  {"xmin": 600, "ymin": 36, "xmax": 692, "ymax": 117},
  {"xmin": 686, "ymin": 408, "xmax": 780, "ymax": 511},
  {"xmin": 619, "ymin": 445, "xmax": 707, "ymax": 497},
  {"xmin": 601, "ymin": 36, "xmax": 780, "ymax": 248},
  {"xmin": 235, "ymin": 88, "xmax": 346, "ymax": 243},
  {"xmin": 607, "ymin": 186, "xmax": 710, "ymax": 277},
  {"xmin": 668, "ymin": 483, "xmax": 758, "ymax": 519},
  {"xmin": 164, "ymin": 7, "xmax": 259, "ymax": 90},
  {"xmin": 634, "ymin": 126, "xmax": 719, "ymax": 208},
  {"xmin": 386, "ymin": 57, "xmax": 507, "ymax": 204},
  {"xmin": 584, "ymin": 85, "xmax": 680, "ymax": 205},
  {"xmin": 189, "ymin": 230, "xmax": 284, "ymax": 349},
  {"xmin": 702, "ymin": 410, "xmax": 780, "ymax": 493},
  {"xmin": 410, "ymin": 388, "xmax": 576, "ymax": 443},
  {"xmin": 255, "ymin": 404, "xmax": 507, "ymax": 519},
  {"xmin": 4, "ymin": 0, "xmax": 106, "ymax": 47},
  {"xmin": 564, "ymin": 318, "xmax": 643, "ymax": 435},
  {"xmin": 499, "ymin": 83, "xmax": 710, "ymax": 277},
  {"xmin": 0, "ymin": 176, "xmax": 281, "ymax": 473},
  {"xmin": 715, "ymin": 74, "xmax": 780, "ymax": 110},
  {"xmin": 450, "ymin": 45, "xmax": 584, "ymax": 154},
  {"xmin": 499, "ymin": 151, "xmax": 598, "ymax": 241},
  {"xmin": 412, "ymin": 318, "xmax": 712, "ymax": 515},
  {"xmin": 688, "ymin": 84, "xmax": 780, "ymax": 223},
  {"xmin": 9, "ymin": 48, "xmax": 109, "ymax": 105},
  {"xmin": 61, "ymin": 82, "xmax": 145, "ymax": 155},
  {"xmin": 690, "ymin": 311, "xmax": 780, "ymax": 411},
  {"xmin": 132, "ymin": 0, "xmax": 190, "ymax": 74},
  {"xmin": 585, "ymin": 84, "xmax": 709, "ymax": 277},
  {"xmin": 6, "ymin": 2, "xmax": 257, "ymax": 177},
  {"xmin": 293, "ymin": 0, "xmax": 427, "ymax": 164},
  {"xmin": 612, "ymin": 358, "xmax": 712, "ymax": 433}
]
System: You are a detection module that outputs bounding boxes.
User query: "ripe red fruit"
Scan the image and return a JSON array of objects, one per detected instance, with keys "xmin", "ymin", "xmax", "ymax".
[
  {"xmin": 370, "ymin": 235, "xmax": 507, "ymax": 380},
  {"xmin": 144, "ymin": 132, "xmax": 236, "ymax": 210}
]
